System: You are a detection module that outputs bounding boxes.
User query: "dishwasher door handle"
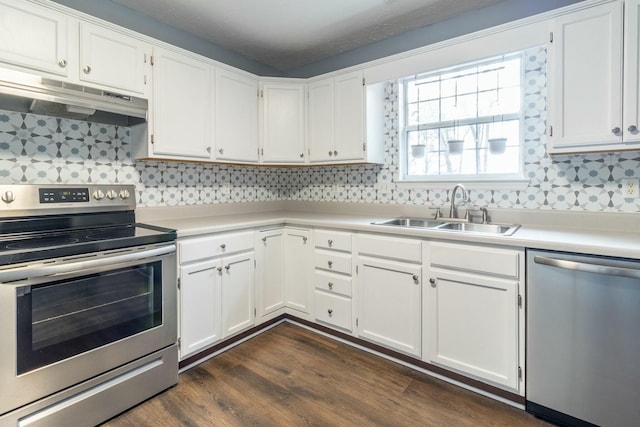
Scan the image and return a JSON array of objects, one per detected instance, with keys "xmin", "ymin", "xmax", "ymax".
[{"xmin": 534, "ymin": 255, "xmax": 640, "ymax": 279}]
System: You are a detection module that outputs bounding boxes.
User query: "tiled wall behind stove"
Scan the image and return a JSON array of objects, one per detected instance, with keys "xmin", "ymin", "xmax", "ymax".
[{"xmin": 0, "ymin": 47, "xmax": 639, "ymax": 211}]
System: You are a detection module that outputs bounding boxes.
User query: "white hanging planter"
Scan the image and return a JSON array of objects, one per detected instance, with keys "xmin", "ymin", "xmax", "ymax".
[
  {"xmin": 448, "ymin": 139, "xmax": 464, "ymax": 154},
  {"xmin": 411, "ymin": 144, "xmax": 426, "ymax": 158},
  {"xmin": 488, "ymin": 137, "xmax": 507, "ymax": 154}
]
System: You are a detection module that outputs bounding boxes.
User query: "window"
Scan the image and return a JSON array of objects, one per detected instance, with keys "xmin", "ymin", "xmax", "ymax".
[{"xmin": 400, "ymin": 51, "xmax": 524, "ymax": 182}]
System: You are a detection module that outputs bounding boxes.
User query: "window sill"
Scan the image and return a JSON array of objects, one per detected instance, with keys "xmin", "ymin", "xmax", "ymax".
[{"xmin": 395, "ymin": 178, "xmax": 530, "ymax": 191}]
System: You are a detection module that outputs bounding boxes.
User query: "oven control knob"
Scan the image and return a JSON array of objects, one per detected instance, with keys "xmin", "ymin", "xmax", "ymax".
[
  {"xmin": 119, "ymin": 189, "xmax": 130, "ymax": 199},
  {"xmin": 1, "ymin": 190, "xmax": 15, "ymax": 204},
  {"xmin": 93, "ymin": 190, "xmax": 105, "ymax": 200},
  {"xmin": 106, "ymin": 190, "xmax": 118, "ymax": 200}
]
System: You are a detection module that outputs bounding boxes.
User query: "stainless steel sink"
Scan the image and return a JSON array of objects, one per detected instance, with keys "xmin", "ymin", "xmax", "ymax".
[
  {"xmin": 371, "ymin": 217, "xmax": 520, "ymax": 236},
  {"xmin": 371, "ymin": 217, "xmax": 447, "ymax": 228},
  {"xmin": 435, "ymin": 222, "xmax": 520, "ymax": 236}
]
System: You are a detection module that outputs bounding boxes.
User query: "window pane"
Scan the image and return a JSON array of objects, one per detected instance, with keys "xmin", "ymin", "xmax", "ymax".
[{"xmin": 401, "ymin": 49, "xmax": 527, "ymax": 181}]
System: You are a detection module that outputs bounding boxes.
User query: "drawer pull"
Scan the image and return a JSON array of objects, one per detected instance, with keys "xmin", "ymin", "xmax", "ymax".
[
  {"xmin": 328, "ymin": 239, "xmax": 333, "ymax": 247},
  {"xmin": 225, "ymin": 265, "xmax": 231, "ymax": 271},
  {"xmin": 327, "ymin": 309, "xmax": 333, "ymax": 316},
  {"xmin": 429, "ymin": 278, "xmax": 436, "ymax": 287},
  {"xmin": 328, "ymin": 261, "xmax": 333, "ymax": 268},
  {"xmin": 220, "ymin": 244, "xmax": 226, "ymax": 249},
  {"xmin": 262, "ymin": 237, "xmax": 267, "ymax": 243},
  {"xmin": 412, "ymin": 274, "xmax": 419, "ymax": 282},
  {"xmin": 217, "ymin": 267, "xmax": 223, "ymax": 273},
  {"xmin": 328, "ymin": 282, "xmax": 334, "ymax": 290},
  {"xmin": 303, "ymin": 236, "xmax": 308, "ymax": 244}
]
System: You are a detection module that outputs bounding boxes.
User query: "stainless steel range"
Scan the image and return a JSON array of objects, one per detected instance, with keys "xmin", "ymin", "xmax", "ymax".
[{"xmin": 0, "ymin": 185, "xmax": 178, "ymax": 427}]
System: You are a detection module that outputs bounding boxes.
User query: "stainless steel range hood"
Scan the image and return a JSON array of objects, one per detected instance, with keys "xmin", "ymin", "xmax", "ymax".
[{"xmin": 0, "ymin": 68, "xmax": 147, "ymax": 126}]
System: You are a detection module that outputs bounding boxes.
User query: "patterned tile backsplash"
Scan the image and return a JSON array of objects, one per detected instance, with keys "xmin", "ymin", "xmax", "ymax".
[{"xmin": 0, "ymin": 46, "xmax": 639, "ymax": 212}]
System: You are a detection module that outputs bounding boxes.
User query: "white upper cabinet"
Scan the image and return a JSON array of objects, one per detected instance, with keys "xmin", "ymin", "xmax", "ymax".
[
  {"xmin": 334, "ymin": 71, "xmax": 366, "ymax": 161},
  {"xmin": 148, "ymin": 47, "xmax": 212, "ymax": 160},
  {"xmin": 308, "ymin": 70, "xmax": 384, "ymax": 164},
  {"xmin": 548, "ymin": 0, "xmax": 640, "ymax": 153},
  {"xmin": 215, "ymin": 68, "xmax": 259, "ymax": 163},
  {"xmin": 259, "ymin": 82, "xmax": 306, "ymax": 164},
  {"xmin": 308, "ymin": 78, "xmax": 336, "ymax": 162},
  {"xmin": 79, "ymin": 22, "xmax": 150, "ymax": 95},
  {"xmin": 309, "ymin": 71, "xmax": 366, "ymax": 163},
  {"xmin": 0, "ymin": 0, "xmax": 69, "ymax": 76}
]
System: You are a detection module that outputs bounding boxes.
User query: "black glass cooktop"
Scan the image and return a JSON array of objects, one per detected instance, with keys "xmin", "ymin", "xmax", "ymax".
[{"xmin": 0, "ymin": 218, "xmax": 176, "ymax": 265}]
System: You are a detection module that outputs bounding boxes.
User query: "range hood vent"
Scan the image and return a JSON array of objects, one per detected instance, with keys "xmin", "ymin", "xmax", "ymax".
[{"xmin": 0, "ymin": 69, "xmax": 147, "ymax": 126}]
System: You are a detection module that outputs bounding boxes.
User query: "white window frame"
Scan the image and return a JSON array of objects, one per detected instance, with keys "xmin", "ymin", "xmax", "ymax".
[{"xmin": 398, "ymin": 52, "xmax": 529, "ymax": 189}]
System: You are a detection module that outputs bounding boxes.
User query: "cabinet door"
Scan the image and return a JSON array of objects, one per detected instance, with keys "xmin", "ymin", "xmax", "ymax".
[
  {"xmin": 256, "ymin": 229, "xmax": 285, "ymax": 317},
  {"xmin": 215, "ymin": 68, "xmax": 259, "ymax": 162},
  {"xmin": 151, "ymin": 47, "xmax": 212, "ymax": 159},
  {"xmin": 179, "ymin": 259, "xmax": 222, "ymax": 359},
  {"xmin": 624, "ymin": 0, "xmax": 640, "ymax": 144},
  {"xmin": 308, "ymin": 78, "xmax": 335, "ymax": 162},
  {"xmin": 221, "ymin": 251, "xmax": 255, "ymax": 338},
  {"xmin": 260, "ymin": 83, "xmax": 305, "ymax": 163},
  {"xmin": 334, "ymin": 71, "xmax": 365, "ymax": 161},
  {"xmin": 0, "ymin": 0, "xmax": 69, "ymax": 76},
  {"xmin": 427, "ymin": 268, "xmax": 519, "ymax": 390},
  {"xmin": 284, "ymin": 228, "xmax": 312, "ymax": 314},
  {"xmin": 79, "ymin": 22, "xmax": 150, "ymax": 95},
  {"xmin": 358, "ymin": 257, "xmax": 421, "ymax": 357},
  {"xmin": 548, "ymin": 1, "xmax": 623, "ymax": 153}
]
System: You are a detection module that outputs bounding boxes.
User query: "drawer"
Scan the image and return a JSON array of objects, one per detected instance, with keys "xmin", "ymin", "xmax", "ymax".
[
  {"xmin": 314, "ymin": 271, "xmax": 352, "ymax": 297},
  {"xmin": 357, "ymin": 234, "xmax": 421, "ymax": 263},
  {"xmin": 315, "ymin": 290, "xmax": 352, "ymax": 331},
  {"xmin": 179, "ymin": 231, "xmax": 254, "ymax": 263},
  {"xmin": 315, "ymin": 229, "xmax": 352, "ymax": 252},
  {"xmin": 428, "ymin": 241, "xmax": 520, "ymax": 278},
  {"xmin": 314, "ymin": 249, "xmax": 352, "ymax": 275}
]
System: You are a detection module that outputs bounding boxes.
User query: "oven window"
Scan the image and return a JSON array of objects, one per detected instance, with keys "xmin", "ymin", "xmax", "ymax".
[{"xmin": 16, "ymin": 261, "xmax": 162, "ymax": 374}]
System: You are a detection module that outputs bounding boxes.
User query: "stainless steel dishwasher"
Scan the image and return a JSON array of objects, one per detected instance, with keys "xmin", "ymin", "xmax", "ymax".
[{"xmin": 526, "ymin": 249, "xmax": 640, "ymax": 427}]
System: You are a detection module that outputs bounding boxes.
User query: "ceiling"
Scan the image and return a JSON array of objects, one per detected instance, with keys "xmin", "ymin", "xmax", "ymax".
[{"xmin": 111, "ymin": 0, "xmax": 506, "ymax": 72}]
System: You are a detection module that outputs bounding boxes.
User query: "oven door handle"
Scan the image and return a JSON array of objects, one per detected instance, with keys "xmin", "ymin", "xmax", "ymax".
[{"xmin": 0, "ymin": 244, "xmax": 176, "ymax": 284}]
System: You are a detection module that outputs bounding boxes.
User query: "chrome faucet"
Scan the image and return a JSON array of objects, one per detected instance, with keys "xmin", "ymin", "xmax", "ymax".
[{"xmin": 449, "ymin": 184, "xmax": 468, "ymax": 219}]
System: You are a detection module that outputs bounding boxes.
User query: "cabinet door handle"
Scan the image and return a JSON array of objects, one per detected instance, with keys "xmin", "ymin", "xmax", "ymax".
[
  {"xmin": 206, "ymin": 146, "xmax": 211, "ymax": 153},
  {"xmin": 412, "ymin": 274, "xmax": 419, "ymax": 282},
  {"xmin": 429, "ymin": 278, "xmax": 436, "ymax": 287},
  {"xmin": 83, "ymin": 65, "xmax": 91, "ymax": 74},
  {"xmin": 334, "ymin": 150, "xmax": 338, "ymax": 156},
  {"xmin": 612, "ymin": 127, "xmax": 621, "ymax": 134},
  {"xmin": 219, "ymin": 148, "xmax": 224, "ymax": 154},
  {"xmin": 225, "ymin": 265, "xmax": 231, "ymax": 271},
  {"xmin": 302, "ymin": 236, "xmax": 307, "ymax": 243},
  {"xmin": 328, "ymin": 261, "xmax": 333, "ymax": 268},
  {"xmin": 220, "ymin": 244, "xmax": 226, "ymax": 249},
  {"xmin": 299, "ymin": 153, "xmax": 304, "ymax": 158},
  {"xmin": 328, "ymin": 282, "xmax": 334, "ymax": 290},
  {"xmin": 328, "ymin": 239, "xmax": 333, "ymax": 247},
  {"xmin": 327, "ymin": 309, "xmax": 333, "ymax": 316},
  {"xmin": 262, "ymin": 237, "xmax": 267, "ymax": 243},
  {"xmin": 629, "ymin": 125, "xmax": 638, "ymax": 133},
  {"xmin": 328, "ymin": 151, "xmax": 333, "ymax": 156},
  {"xmin": 58, "ymin": 59, "xmax": 67, "ymax": 68},
  {"xmin": 217, "ymin": 267, "xmax": 223, "ymax": 273}
]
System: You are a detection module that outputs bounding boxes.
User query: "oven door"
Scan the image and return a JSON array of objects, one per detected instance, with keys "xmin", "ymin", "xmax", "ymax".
[{"xmin": 0, "ymin": 243, "xmax": 177, "ymax": 416}]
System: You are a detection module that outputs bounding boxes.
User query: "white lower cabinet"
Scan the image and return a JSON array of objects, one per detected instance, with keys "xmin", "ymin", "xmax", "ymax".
[
  {"xmin": 424, "ymin": 241, "xmax": 524, "ymax": 393},
  {"xmin": 313, "ymin": 229, "xmax": 354, "ymax": 332},
  {"xmin": 221, "ymin": 251, "xmax": 255, "ymax": 338},
  {"xmin": 179, "ymin": 259, "xmax": 222, "ymax": 359},
  {"xmin": 356, "ymin": 234, "xmax": 422, "ymax": 357},
  {"xmin": 178, "ymin": 231, "xmax": 255, "ymax": 359},
  {"xmin": 256, "ymin": 227, "xmax": 312, "ymax": 323}
]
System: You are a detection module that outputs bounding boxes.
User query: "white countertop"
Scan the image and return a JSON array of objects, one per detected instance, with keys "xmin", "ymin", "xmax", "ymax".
[{"xmin": 138, "ymin": 202, "xmax": 640, "ymax": 259}]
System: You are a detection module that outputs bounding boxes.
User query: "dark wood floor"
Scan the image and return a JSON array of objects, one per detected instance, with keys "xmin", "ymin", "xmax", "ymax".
[{"xmin": 102, "ymin": 323, "xmax": 550, "ymax": 427}]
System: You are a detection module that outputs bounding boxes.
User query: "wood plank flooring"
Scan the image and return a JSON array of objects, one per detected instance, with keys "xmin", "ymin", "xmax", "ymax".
[{"xmin": 102, "ymin": 323, "xmax": 550, "ymax": 426}]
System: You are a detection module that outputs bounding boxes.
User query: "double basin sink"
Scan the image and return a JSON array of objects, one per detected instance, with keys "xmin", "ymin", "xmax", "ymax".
[{"xmin": 372, "ymin": 217, "xmax": 520, "ymax": 236}]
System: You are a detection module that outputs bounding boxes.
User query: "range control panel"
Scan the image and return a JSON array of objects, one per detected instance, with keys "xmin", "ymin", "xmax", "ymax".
[
  {"xmin": 39, "ymin": 188, "xmax": 90, "ymax": 203},
  {"xmin": 0, "ymin": 185, "xmax": 136, "ymax": 216}
]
